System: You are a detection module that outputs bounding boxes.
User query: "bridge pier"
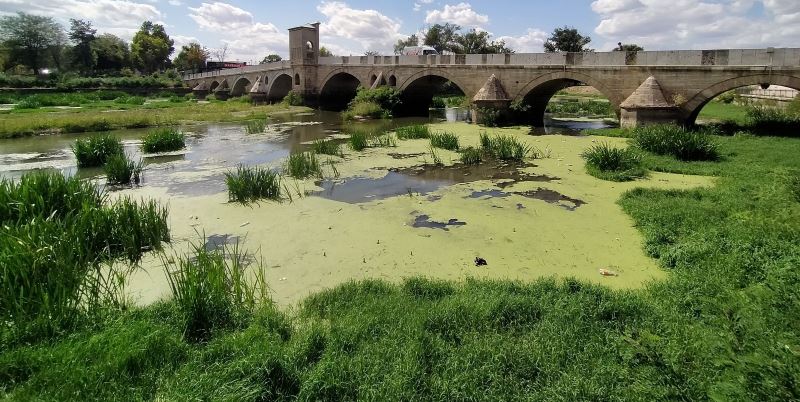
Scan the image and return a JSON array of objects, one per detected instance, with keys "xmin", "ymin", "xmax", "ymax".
[
  {"xmin": 619, "ymin": 76, "xmax": 683, "ymax": 128},
  {"xmin": 471, "ymin": 74, "xmax": 512, "ymax": 125}
]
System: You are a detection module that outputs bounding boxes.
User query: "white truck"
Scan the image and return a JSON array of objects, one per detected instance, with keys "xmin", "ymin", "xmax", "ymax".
[{"xmin": 401, "ymin": 46, "xmax": 439, "ymax": 56}]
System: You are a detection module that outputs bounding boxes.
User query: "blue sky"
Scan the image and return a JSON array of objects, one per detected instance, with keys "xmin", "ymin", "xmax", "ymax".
[{"xmin": 2, "ymin": 1, "xmax": 799, "ymax": 63}]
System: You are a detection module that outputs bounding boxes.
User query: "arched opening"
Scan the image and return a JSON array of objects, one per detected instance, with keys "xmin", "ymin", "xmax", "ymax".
[
  {"xmin": 518, "ymin": 77, "xmax": 617, "ymax": 127},
  {"xmin": 294, "ymin": 73, "xmax": 301, "ymax": 86},
  {"xmin": 398, "ymin": 74, "xmax": 465, "ymax": 116},
  {"xmin": 269, "ymin": 74, "xmax": 293, "ymax": 102},
  {"xmin": 388, "ymin": 75, "xmax": 397, "ymax": 87},
  {"xmin": 684, "ymin": 75, "xmax": 800, "ymax": 126},
  {"xmin": 370, "ymin": 74, "xmax": 378, "ymax": 87},
  {"xmin": 231, "ymin": 77, "xmax": 251, "ymax": 97},
  {"xmin": 306, "ymin": 41, "xmax": 314, "ymax": 51},
  {"xmin": 319, "ymin": 72, "xmax": 361, "ymax": 110},
  {"xmin": 210, "ymin": 81, "xmax": 220, "ymax": 91}
]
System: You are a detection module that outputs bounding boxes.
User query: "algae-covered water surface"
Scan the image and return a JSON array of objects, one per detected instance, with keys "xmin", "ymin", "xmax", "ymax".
[{"xmin": 0, "ymin": 110, "xmax": 711, "ymax": 306}]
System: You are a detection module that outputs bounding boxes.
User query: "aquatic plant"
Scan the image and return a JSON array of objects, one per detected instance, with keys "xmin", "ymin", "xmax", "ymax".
[
  {"xmin": 348, "ymin": 130, "xmax": 369, "ymax": 151},
  {"xmin": 0, "ymin": 170, "xmax": 103, "ymax": 224},
  {"xmin": 104, "ymin": 154, "xmax": 143, "ymax": 185},
  {"xmin": 282, "ymin": 91, "xmax": 304, "ymax": 106},
  {"xmin": 395, "ymin": 125, "xmax": 430, "ymax": 140},
  {"xmin": 429, "ymin": 146, "xmax": 443, "ymax": 166},
  {"xmin": 479, "ymin": 133, "xmax": 531, "ymax": 161},
  {"xmin": 114, "ymin": 96, "xmax": 146, "ymax": 106},
  {"xmin": 312, "ymin": 139, "xmax": 342, "ymax": 156},
  {"xmin": 245, "ymin": 119, "xmax": 267, "ymax": 134},
  {"xmin": 581, "ymin": 142, "xmax": 646, "ymax": 181},
  {"xmin": 72, "ymin": 133, "xmax": 124, "ymax": 167},
  {"xmin": 286, "ymin": 151, "xmax": 322, "ymax": 179},
  {"xmin": 342, "ymin": 101, "xmax": 388, "ymax": 121},
  {"xmin": 459, "ymin": 146, "xmax": 482, "ymax": 165},
  {"xmin": 141, "ymin": 127, "xmax": 186, "ymax": 153},
  {"xmin": 164, "ymin": 237, "xmax": 267, "ymax": 342},
  {"xmin": 369, "ymin": 133, "xmax": 397, "ymax": 148},
  {"xmin": 632, "ymin": 124, "xmax": 719, "ymax": 161},
  {"xmin": 430, "ymin": 132, "xmax": 460, "ymax": 151},
  {"xmin": 225, "ymin": 164, "xmax": 282, "ymax": 204}
]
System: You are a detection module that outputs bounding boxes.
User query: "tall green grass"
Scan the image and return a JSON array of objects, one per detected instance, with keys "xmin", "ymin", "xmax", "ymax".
[
  {"xmin": 479, "ymin": 133, "xmax": 531, "ymax": 161},
  {"xmin": 165, "ymin": 238, "xmax": 268, "ymax": 342},
  {"xmin": 286, "ymin": 152, "xmax": 321, "ymax": 179},
  {"xmin": 0, "ymin": 171, "xmax": 103, "ymax": 224},
  {"xmin": 245, "ymin": 120, "xmax": 267, "ymax": 134},
  {"xmin": 348, "ymin": 130, "xmax": 369, "ymax": 151},
  {"xmin": 632, "ymin": 124, "xmax": 719, "ymax": 161},
  {"xmin": 581, "ymin": 143, "xmax": 646, "ymax": 181},
  {"xmin": 72, "ymin": 134, "xmax": 124, "ymax": 167},
  {"xmin": 744, "ymin": 105, "xmax": 800, "ymax": 137},
  {"xmin": 104, "ymin": 154, "xmax": 143, "ymax": 185},
  {"xmin": 141, "ymin": 128, "xmax": 186, "ymax": 153},
  {"xmin": 225, "ymin": 165, "xmax": 282, "ymax": 204},
  {"xmin": 430, "ymin": 132, "xmax": 460, "ymax": 151},
  {"xmin": 459, "ymin": 146, "xmax": 482, "ymax": 165},
  {"xmin": 311, "ymin": 139, "xmax": 342, "ymax": 156},
  {"xmin": 369, "ymin": 133, "xmax": 397, "ymax": 148},
  {"xmin": 395, "ymin": 125, "xmax": 430, "ymax": 140}
]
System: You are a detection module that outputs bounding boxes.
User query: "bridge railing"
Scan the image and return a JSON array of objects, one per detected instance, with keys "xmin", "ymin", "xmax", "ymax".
[{"xmin": 183, "ymin": 61, "xmax": 292, "ymax": 80}]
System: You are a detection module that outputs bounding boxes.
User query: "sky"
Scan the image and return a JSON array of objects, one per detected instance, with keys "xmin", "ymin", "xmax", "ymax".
[{"xmin": 1, "ymin": 0, "xmax": 799, "ymax": 63}]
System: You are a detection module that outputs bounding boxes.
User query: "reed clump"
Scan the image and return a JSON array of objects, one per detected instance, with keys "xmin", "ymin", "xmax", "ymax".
[
  {"xmin": 286, "ymin": 152, "xmax": 322, "ymax": 179},
  {"xmin": 581, "ymin": 142, "xmax": 646, "ymax": 181},
  {"xmin": 72, "ymin": 134, "xmax": 124, "ymax": 167},
  {"xmin": 632, "ymin": 124, "xmax": 719, "ymax": 161},
  {"xmin": 479, "ymin": 133, "xmax": 531, "ymax": 161},
  {"xmin": 141, "ymin": 128, "xmax": 186, "ymax": 153},
  {"xmin": 225, "ymin": 165, "xmax": 282, "ymax": 204},
  {"xmin": 395, "ymin": 125, "xmax": 430, "ymax": 140},
  {"xmin": 312, "ymin": 139, "xmax": 342, "ymax": 156}
]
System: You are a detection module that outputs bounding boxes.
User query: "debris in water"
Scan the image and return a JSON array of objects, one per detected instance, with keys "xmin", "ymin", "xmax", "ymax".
[
  {"xmin": 599, "ymin": 268, "xmax": 619, "ymax": 277},
  {"xmin": 240, "ymin": 222, "xmax": 250, "ymax": 227},
  {"xmin": 412, "ymin": 214, "xmax": 466, "ymax": 231},
  {"xmin": 475, "ymin": 257, "xmax": 488, "ymax": 266}
]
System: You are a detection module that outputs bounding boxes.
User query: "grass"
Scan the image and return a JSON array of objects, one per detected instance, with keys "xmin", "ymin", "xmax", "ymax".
[
  {"xmin": 581, "ymin": 142, "xmax": 646, "ymax": 181},
  {"xmin": 430, "ymin": 132, "xmax": 460, "ymax": 151},
  {"xmin": 395, "ymin": 124, "xmax": 430, "ymax": 140},
  {"xmin": 104, "ymin": 154, "xmax": 143, "ymax": 185},
  {"xmin": 744, "ymin": 105, "xmax": 800, "ymax": 137},
  {"xmin": 141, "ymin": 128, "xmax": 186, "ymax": 153},
  {"xmin": 285, "ymin": 152, "xmax": 322, "ymax": 179},
  {"xmin": 459, "ymin": 146, "xmax": 482, "ymax": 165},
  {"xmin": 632, "ymin": 124, "xmax": 719, "ymax": 161},
  {"xmin": 369, "ymin": 133, "xmax": 397, "ymax": 148},
  {"xmin": 72, "ymin": 133, "xmax": 124, "ymax": 167},
  {"xmin": 348, "ymin": 130, "xmax": 369, "ymax": 151},
  {"xmin": 245, "ymin": 120, "xmax": 267, "ymax": 134},
  {"xmin": 311, "ymin": 139, "xmax": 342, "ymax": 156},
  {"xmin": 698, "ymin": 101, "xmax": 748, "ymax": 124},
  {"xmin": 546, "ymin": 99, "xmax": 614, "ymax": 117},
  {"xmin": 479, "ymin": 132, "xmax": 531, "ymax": 161},
  {"xmin": 0, "ymin": 170, "xmax": 103, "ymax": 224},
  {"xmin": 225, "ymin": 165, "xmax": 282, "ymax": 204}
]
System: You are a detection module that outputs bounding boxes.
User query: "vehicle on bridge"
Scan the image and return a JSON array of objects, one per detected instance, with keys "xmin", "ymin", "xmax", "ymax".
[{"xmin": 401, "ymin": 46, "xmax": 439, "ymax": 56}]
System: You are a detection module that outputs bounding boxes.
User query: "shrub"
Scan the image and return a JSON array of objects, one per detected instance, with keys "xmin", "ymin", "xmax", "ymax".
[
  {"xmin": 141, "ymin": 128, "xmax": 186, "ymax": 153},
  {"xmin": 430, "ymin": 132, "xmax": 460, "ymax": 151},
  {"xmin": 581, "ymin": 143, "xmax": 646, "ymax": 181},
  {"xmin": 311, "ymin": 139, "xmax": 341, "ymax": 156},
  {"xmin": 396, "ymin": 125, "xmax": 430, "ymax": 140},
  {"xmin": 165, "ymin": 238, "xmax": 267, "ymax": 342},
  {"xmin": 351, "ymin": 86, "xmax": 401, "ymax": 111},
  {"xmin": 477, "ymin": 107, "xmax": 501, "ymax": 127},
  {"xmin": 104, "ymin": 154, "xmax": 143, "ymax": 185},
  {"xmin": 225, "ymin": 165, "xmax": 282, "ymax": 204},
  {"xmin": 632, "ymin": 124, "xmax": 719, "ymax": 161},
  {"xmin": 744, "ymin": 105, "xmax": 800, "ymax": 137},
  {"xmin": 479, "ymin": 133, "xmax": 531, "ymax": 161},
  {"xmin": 72, "ymin": 134, "xmax": 124, "ymax": 167},
  {"xmin": 13, "ymin": 98, "xmax": 42, "ymax": 109},
  {"xmin": 285, "ymin": 152, "xmax": 321, "ymax": 179},
  {"xmin": 342, "ymin": 101, "xmax": 387, "ymax": 120},
  {"xmin": 348, "ymin": 130, "xmax": 369, "ymax": 151},
  {"xmin": 281, "ymin": 91, "xmax": 303, "ymax": 106},
  {"xmin": 459, "ymin": 146, "xmax": 482, "ymax": 165}
]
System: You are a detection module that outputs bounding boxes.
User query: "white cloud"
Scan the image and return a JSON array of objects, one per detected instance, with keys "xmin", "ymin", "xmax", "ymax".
[
  {"xmin": 592, "ymin": 0, "xmax": 800, "ymax": 50},
  {"xmin": 497, "ymin": 28, "xmax": 548, "ymax": 53},
  {"xmin": 167, "ymin": 0, "xmax": 183, "ymax": 6},
  {"xmin": 317, "ymin": 1, "xmax": 404, "ymax": 53},
  {"xmin": 425, "ymin": 3, "xmax": 488, "ymax": 28}
]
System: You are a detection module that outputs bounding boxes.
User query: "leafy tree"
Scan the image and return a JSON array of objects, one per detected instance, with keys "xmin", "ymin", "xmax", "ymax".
[
  {"xmin": 454, "ymin": 29, "xmax": 513, "ymax": 54},
  {"xmin": 93, "ymin": 34, "xmax": 130, "ymax": 72},
  {"xmin": 0, "ymin": 12, "xmax": 63, "ymax": 74},
  {"xmin": 260, "ymin": 54, "xmax": 282, "ymax": 64},
  {"xmin": 394, "ymin": 34, "xmax": 419, "ymax": 54},
  {"xmin": 69, "ymin": 19, "xmax": 96, "ymax": 73},
  {"xmin": 173, "ymin": 43, "xmax": 209, "ymax": 72},
  {"xmin": 319, "ymin": 46, "xmax": 334, "ymax": 57},
  {"xmin": 543, "ymin": 26, "xmax": 592, "ymax": 53},
  {"xmin": 131, "ymin": 21, "xmax": 174, "ymax": 73},
  {"xmin": 617, "ymin": 42, "xmax": 643, "ymax": 51},
  {"xmin": 49, "ymin": 27, "xmax": 68, "ymax": 72},
  {"xmin": 423, "ymin": 23, "xmax": 461, "ymax": 53},
  {"xmin": 364, "ymin": 50, "xmax": 380, "ymax": 56}
]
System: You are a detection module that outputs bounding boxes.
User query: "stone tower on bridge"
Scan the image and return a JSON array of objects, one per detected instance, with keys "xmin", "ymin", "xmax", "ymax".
[{"xmin": 289, "ymin": 23, "xmax": 320, "ymax": 98}]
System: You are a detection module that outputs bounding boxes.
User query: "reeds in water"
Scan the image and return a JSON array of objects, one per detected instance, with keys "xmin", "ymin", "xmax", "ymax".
[
  {"xmin": 72, "ymin": 133, "xmax": 124, "ymax": 167},
  {"xmin": 104, "ymin": 154, "xmax": 143, "ymax": 185},
  {"xmin": 225, "ymin": 165, "xmax": 282, "ymax": 204},
  {"xmin": 312, "ymin": 139, "xmax": 342, "ymax": 156},
  {"xmin": 286, "ymin": 152, "xmax": 322, "ymax": 179},
  {"xmin": 349, "ymin": 130, "xmax": 369, "ymax": 151},
  {"xmin": 479, "ymin": 133, "xmax": 531, "ymax": 161},
  {"xmin": 581, "ymin": 142, "xmax": 646, "ymax": 181},
  {"xmin": 430, "ymin": 132, "xmax": 460, "ymax": 151},
  {"xmin": 395, "ymin": 125, "xmax": 430, "ymax": 140},
  {"xmin": 141, "ymin": 127, "xmax": 185, "ymax": 153},
  {"xmin": 632, "ymin": 124, "xmax": 719, "ymax": 161},
  {"xmin": 459, "ymin": 146, "xmax": 482, "ymax": 165},
  {"xmin": 245, "ymin": 120, "xmax": 267, "ymax": 134}
]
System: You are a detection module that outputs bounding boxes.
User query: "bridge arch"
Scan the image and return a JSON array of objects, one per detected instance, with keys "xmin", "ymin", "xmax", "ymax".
[
  {"xmin": 396, "ymin": 69, "xmax": 468, "ymax": 116},
  {"xmin": 210, "ymin": 80, "xmax": 220, "ymax": 91},
  {"xmin": 231, "ymin": 77, "xmax": 251, "ymax": 97},
  {"xmin": 269, "ymin": 74, "xmax": 294, "ymax": 102},
  {"xmin": 514, "ymin": 71, "xmax": 620, "ymax": 126},
  {"xmin": 319, "ymin": 70, "xmax": 362, "ymax": 110},
  {"xmin": 683, "ymin": 73, "xmax": 800, "ymax": 125}
]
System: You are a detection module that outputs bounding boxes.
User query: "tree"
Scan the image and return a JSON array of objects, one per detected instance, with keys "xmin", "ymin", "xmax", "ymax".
[
  {"xmin": 364, "ymin": 50, "xmax": 380, "ymax": 56},
  {"xmin": 423, "ymin": 23, "xmax": 461, "ymax": 53},
  {"xmin": 69, "ymin": 19, "xmax": 96, "ymax": 73},
  {"xmin": 0, "ymin": 12, "xmax": 63, "ymax": 74},
  {"xmin": 617, "ymin": 42, "xmax": 643, "ymax": 51},
  {"xmin": 543, "ymin": 26, "xmax": 592, "ymax": 53},
  {"xmin": 319, "ymin": 46, "xmax": 333, "ymax": 57},
  {"xmin": 260, "ymin": 54, "xmax": 282, "ymax": 64},
  {"xmin": 131, "ymin": 21, "xmax": 174, "ymax": 73},
  {"xmin": 93, "ymin": 34, "xmax": 130, "ymax": 72},
  {"xmin": 173, "ymin": 43, "xmax": 209, "ymax": 72},
  {"xmin": 211, "ymin": 43, "xmax": 228, "ymax": 63},
  {"xmin": 454, "ymin": 29, "xmax": 513, "ymax": 54},
  {"xmin": 394, "ymin": 34, "xmax": 418, "ymax": 54}
]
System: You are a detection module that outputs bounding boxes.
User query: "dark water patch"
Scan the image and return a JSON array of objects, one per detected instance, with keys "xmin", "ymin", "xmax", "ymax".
[
  {"xmin": 516, "ymin": 188, "xmax": 587, "ymax": 211},
  {"xmin": 387, "ymin": 152, "xmax": 426, "ymax": 159},
  {"xmin": 412, "ymin": 215, "xmax": 466, "ymax": 231},
  {"xmin": 528, "ymin": 117, "xmax": 616, "ymax": 136},
  {"xmin": 467, "ymin": 189, "xmax": 510, "ymax": 199},
  {"xmin": 204, "ymin": 234, "xmax": 240, "ymax": 252}
]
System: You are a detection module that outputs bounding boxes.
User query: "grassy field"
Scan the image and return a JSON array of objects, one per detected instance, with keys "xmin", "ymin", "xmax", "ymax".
[
  {"xmin": 0, "ymin": 95, "xmax": 309, "ymax": 138},
  {"xmin": 2, "ymin": 126, "xmax": 800, "ymax": 400},
  {"xmin": 697, "ymin": 102, "xmax": 749, "ymax": 123}
]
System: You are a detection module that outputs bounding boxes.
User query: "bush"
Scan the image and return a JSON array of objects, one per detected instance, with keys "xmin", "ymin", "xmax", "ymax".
[
  {"xmin": 225, "ymin": 165, "xmax": 282, "ymax": 204},
  {"xmin": 351, "ymin": 86, "xmax": 401, "ymax": 111},
  {"xmin": 396, "ymin": 125, "xmax": 430, "ymax": 140},
  {"xmin": 141, "ymin": 128, "xmax": 186, "ymax": 153},
  {"xmin": 632, "ymin": 124, "xmax": 719, "ymax": 161},
  {"xmin": 72, "ymin": 134, "xmax": 124, "ymax": 167},
  {"xmin": 342, "ymin": 101, "xmax": 387, "ymax": 120},
  {"xmin": 104, "ymin": 154, "xmax": 143, "ymax": 185},
  {"xmin": 479, "ymin": 133, "xmax": 531, "ymax": 161},
  {"xmin": 281, "ymin": 91, "xmax": 303, "ymax": 106},
  {"xmin": 430, "ymin": 132, "xmax": 460, "ymax": 151},
  {"xmin": 581, "ymin": 143, "xmax": 646, "ymax": 181},
  {"xmin": 744, "ymin": 105, "xmax": 800, "ymax": 137},
  {"xmin": 285, "ymin": 152, "xmax": 321, "ymax": 179},
  {"xmin": 459, "ymin": 146, "xmax": 482, "ymax": 165},
  {"xmin": 477, "ymin": 107, "xmax": 501, "ymax": 127}
]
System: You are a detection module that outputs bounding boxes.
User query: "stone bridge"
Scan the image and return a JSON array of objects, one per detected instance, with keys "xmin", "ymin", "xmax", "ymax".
[{"xmin": 184, "ymin": 23, "xmax": 800, "ymax": 127}]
